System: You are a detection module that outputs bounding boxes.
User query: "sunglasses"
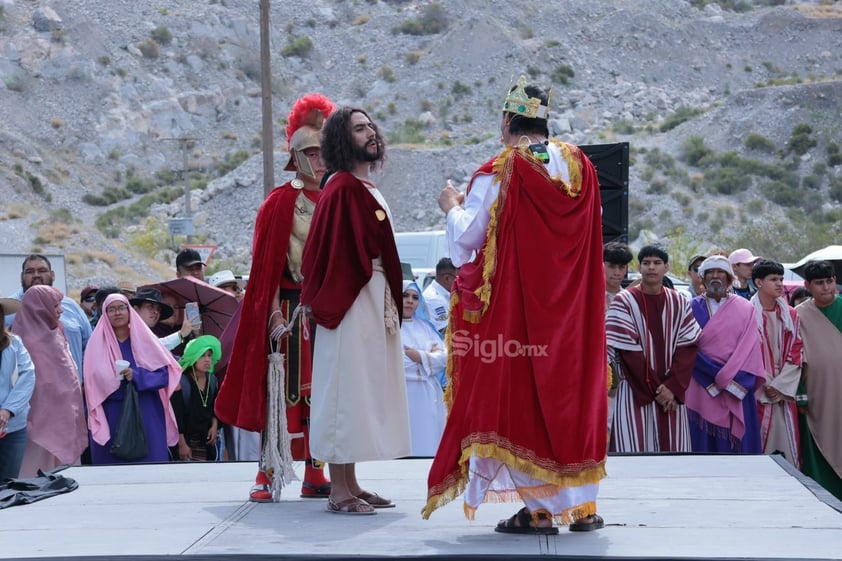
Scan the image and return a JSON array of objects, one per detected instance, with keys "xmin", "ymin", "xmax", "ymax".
[
  {"xmin": 691, "ymin": 266, "xmax": 700, "ymax": 273},
  {"xmin": 83, "ymin": 295, "xmax": 96, "ymax": 302}
]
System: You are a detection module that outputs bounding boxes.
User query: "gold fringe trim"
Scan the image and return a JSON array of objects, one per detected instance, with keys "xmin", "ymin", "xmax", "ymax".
[
  {"xmin": 551, "ymin": 140, "xmax": 584, "ymax": 198},
  {"xmin": 464, "ymin": 142, "xmax": 586, "ymax": 325},
  {"xmin": 442, "ymin": 291, "xmax": 460, "ymax": 412},
  {"xmin": 421, "ymin": 438, "xmax": 607, "ymax": 520}
]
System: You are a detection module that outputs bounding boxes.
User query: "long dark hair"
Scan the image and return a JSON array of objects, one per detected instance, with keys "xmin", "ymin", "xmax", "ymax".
[{"xmin": 320, "ymin": 106, "xmax": 385, "ymax": 173}]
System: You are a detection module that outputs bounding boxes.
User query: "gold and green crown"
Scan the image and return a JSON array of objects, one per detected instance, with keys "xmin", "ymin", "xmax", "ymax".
[{"xmin": 502, "ymin": 75, "xmax": 549, "ymax": 119}]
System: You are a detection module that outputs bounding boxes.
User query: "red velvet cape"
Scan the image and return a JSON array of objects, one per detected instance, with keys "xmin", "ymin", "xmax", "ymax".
[
  {"xmin": 215, "ymin": 182, "xmax": 311, "ymax": 431},
  {"xmin": 300, "ymin": 171, "xmax": 402, "ymax": 329},
  {"xmin": 424, "ymin": 143, "xmax": 608, "ymax": 517}
]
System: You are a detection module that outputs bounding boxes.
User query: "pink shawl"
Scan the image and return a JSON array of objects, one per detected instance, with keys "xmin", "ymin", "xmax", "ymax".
[
  {"xmin": 83, "ymin": 294, "xmax": 181, "ymax": 446},
  {"xmin": 685, "ymin": 295, "xmax": 765, "ymax": 439},
  {"xmin": 13, "ymin": 285, "xmax": 88, "ymax": 462}
]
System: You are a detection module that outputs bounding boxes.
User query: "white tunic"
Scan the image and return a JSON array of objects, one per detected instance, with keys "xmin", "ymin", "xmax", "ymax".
[
  {"xmin": 309, "ymin": 185, "xmax": 411, "ymax": 463},
  {"xmin": 401, "ymin": 318, "xmax": 446, "ymax": 456}
]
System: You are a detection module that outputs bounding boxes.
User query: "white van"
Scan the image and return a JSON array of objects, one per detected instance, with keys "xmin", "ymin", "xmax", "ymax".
[{"xmin": 394, "ymin": 231, "xmax": 448, "ymax": 288}]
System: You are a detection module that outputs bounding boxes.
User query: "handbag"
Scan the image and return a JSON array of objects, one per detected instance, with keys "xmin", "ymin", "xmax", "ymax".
[{"xmin": 109, "ymin": 380, "xmax": 149, "ymax": 460}]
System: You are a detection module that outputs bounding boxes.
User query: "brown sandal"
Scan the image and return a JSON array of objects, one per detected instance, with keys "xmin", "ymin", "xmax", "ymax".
[
  {"xmin": 326, "ymin": 497, "xmax": 376, "ymax": 515},
  {"xmin": 356, "ymin": 490, "xmax": 395, "ymax": 508}
]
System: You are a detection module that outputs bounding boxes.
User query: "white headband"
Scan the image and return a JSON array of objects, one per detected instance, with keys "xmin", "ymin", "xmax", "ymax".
[{"xmin": 698, "ymin": 255, "xmax": 734, "ymax": 279}]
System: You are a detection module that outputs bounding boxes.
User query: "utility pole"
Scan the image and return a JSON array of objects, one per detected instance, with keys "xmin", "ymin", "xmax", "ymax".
[
  {"xmin": 162, "ymin": 137, "xmax": 197, "ymax": 244},
  {"xmin": 260, "ymin": 0, "xmax": 274, "ymax": 199}
]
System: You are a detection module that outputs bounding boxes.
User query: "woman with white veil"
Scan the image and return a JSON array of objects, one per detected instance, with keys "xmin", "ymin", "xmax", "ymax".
[{"xmin": 401, "ymin": 280, "xmax": 447, "ymax": 456}]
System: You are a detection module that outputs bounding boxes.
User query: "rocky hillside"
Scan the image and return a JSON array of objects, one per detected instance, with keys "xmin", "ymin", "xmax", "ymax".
[{"xmin": 1, "ymin": 0, "xmax": 841, "ymax": 293}]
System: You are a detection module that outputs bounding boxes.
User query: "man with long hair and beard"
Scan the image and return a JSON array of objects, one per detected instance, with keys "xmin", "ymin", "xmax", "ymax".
[{"xmin": 300, "ymin": 107, "xmax": 410, "ymax": 515}]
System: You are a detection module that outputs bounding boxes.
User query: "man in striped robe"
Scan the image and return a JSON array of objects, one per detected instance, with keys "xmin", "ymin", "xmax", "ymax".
[
  {"xmin": 606, "ymin": 246, "xmax": 701, "ymax": 452},
  {"xmin": 750, "ymin": 259, "xmax": 802, "ymax": 467}
]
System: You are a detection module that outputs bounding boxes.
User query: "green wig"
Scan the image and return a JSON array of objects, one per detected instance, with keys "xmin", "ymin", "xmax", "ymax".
[{"xmin": 178, "ymin": 335, "xmax": 222, "ymax": 373}]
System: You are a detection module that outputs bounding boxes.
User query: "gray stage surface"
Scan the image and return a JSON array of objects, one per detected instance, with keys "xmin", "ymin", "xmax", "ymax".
[{"xmin": 1, "ymin": 455, "xmax": 840, "ymax": 560}]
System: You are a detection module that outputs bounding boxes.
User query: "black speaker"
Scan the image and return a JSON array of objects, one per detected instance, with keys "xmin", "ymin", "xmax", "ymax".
[{"xmin": 581, "ymin": 142, "xmax": 629, "ymax": 243}]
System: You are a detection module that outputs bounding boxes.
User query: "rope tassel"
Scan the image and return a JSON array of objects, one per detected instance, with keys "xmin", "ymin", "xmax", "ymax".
[{"xmin": 261, "ymin": 338, "xmax": 298, "ymax": 501}]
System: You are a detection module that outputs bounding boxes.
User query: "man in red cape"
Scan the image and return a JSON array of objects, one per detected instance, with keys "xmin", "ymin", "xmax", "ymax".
[
  {"xmin": 300, "ymin": 107, "xmax": 411, "ymax": 515},
  {"xmin": 422, "ymin": 77, "xmax": 608, "ymax": 534},
  {"xmin": 215, "ymin": 93, "xmax": 334, "ymax": 501}
]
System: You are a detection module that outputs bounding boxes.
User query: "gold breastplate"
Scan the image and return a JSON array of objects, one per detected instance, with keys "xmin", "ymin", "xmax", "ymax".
[{"xmin": 286, "ymin": 191, "xmax": 316, "ymax": 283}]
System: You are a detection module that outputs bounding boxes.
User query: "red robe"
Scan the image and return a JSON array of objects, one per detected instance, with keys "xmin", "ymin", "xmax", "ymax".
[
  {"xmin": 300, "ymin": 171, "xmax": 402, "ymax": 329},
  {"xmin": 424, "ymin": 143, "xmax": 608, "ymax": 518},
  {"xmin": 215, "ymin": 182, "xmax": 316, "ymax": 432}
]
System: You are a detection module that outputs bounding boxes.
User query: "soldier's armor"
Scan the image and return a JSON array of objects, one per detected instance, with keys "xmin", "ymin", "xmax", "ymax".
[{"xmin": 286, "ymin": 191, "xmax": 316, "ymax": 283}]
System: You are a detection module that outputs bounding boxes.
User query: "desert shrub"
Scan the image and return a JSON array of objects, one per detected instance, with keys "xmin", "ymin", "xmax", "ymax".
[
  {"xmin": 550, "ymin": 64, "xmax": 575, "ymax": 85},
  {"xmin": 281, "ymin": 36, "xmax": 313, "ymax": 58},
  {"xmin": 151, "ymin": 26, "xmax": 173, "ymax": 45},
  {"xmin": 126, "ymin": 175, "xmax": 157, "ymax": 194},
  {"xmin": 26, "ymin": 173, "xmax": 47, "ymax": 199},
  {"xmin": 786, "ymin": 123, "xmax": 816, "ymax": 155},
  {"xmin": 405, "ymin": 51, "xmax": 422, "ymax": 65},
  {"xmin": 647, "ymin": 179, "xmax": 670, "ymax": 195},
  {"xmin": 98, "ymin": 55, "xmax": 111, "ymax": 66},
  {"xmin": 388, "ymin": 119, "xmax": 428, "ymax": 145},
  {"xmin": 216, "ymin": 150, "xmax": 250, "ymax": 176},
  {"xmin": 802, "ymin": 175, "xmax": 821, "ymax": 190},
  {"xmin": 392, "ymin": 3, "xmax": 447, "ymax": 35},
  {"xmin": 829, "ymin": 176, "xmax": 842, "ymax": 203},
  {"xmin": 645, "ymin": 148, "xmax": 677, "ymax": 173},
  {"xmin": 660, "ymin": 106, "xmax": 705, "ymax": 132},
  {"xmin": 827, "ymin": 142, "xmax": 842, "ymax": 167},
  {"xmin": 451, "ymin": 81, "xmax": 471, "ymax": 99},
  {"xmin": 379, "ymin": 66, "xmax": 395, "ymax": 82},
  {"xmin": 613, "ymin": 120, "xmax": 636, "ymax": 134},
  {"xmin": 763, "ymin": 180, "xmax": 801, "ymax": 207},
  {"xmin": 139, "ymin": 39, "xmax": 160, "ymax": 59},
  {"xmin": 681, "ymin": 136, "xmax": 714, "ymax": 166},
  {"xmin": 744, "ymin": 133, "xmax": 776, "ymax": 152},
  {"xmin": 703, "ymin": 166, "xmax": 746, "ymax": 195}
]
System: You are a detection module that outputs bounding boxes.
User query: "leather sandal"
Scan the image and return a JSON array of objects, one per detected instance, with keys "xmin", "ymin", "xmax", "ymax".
[
  {"xmin": 495, "ymin": 507, "xmax": 558, "ymax": 535},
  {"xmin": 356, "ymin": 490, "xmax": 395, "ymax": 508},
  {"xmin": 326, "ymin": 496, "xmax": 376, "ymax": 515},
  {"xmin": 569, "ymin": 513, "xmax": 604, "ymax": 532}
]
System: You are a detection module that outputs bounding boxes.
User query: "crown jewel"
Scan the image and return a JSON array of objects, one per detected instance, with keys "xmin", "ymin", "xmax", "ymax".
[{"xmin": 502, "ymin": 75, "xmax": 548, "ymax": 119}]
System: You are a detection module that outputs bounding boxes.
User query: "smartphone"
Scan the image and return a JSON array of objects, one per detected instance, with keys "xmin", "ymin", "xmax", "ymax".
[{"xmin": 185, "ymin": 302, "xmax": 201, "ymax": 324}]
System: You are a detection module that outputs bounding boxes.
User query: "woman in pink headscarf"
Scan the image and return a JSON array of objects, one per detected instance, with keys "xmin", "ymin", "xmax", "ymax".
[
  {"xmin": 83, "ymin": 293, "xmax": 181, "ymax": 463},
  {"xmin": 14, "ymin": 285, "xmax": 88, "ymax": 475}
]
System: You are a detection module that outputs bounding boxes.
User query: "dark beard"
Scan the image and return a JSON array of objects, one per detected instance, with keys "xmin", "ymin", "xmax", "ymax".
[{"xmin": 354, "ymin": 140, "xmax": 384, "ymax": 162}]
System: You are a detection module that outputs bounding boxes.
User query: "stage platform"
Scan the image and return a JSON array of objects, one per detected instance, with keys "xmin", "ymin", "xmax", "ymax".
[{"xmin": 1, "ymin": 455, "xmax": 840, "ymax": 560}]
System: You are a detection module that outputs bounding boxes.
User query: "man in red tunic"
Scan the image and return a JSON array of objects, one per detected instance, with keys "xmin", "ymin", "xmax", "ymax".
[
  {"xmin": 215, "ymin": 93, "xmax": 334, "ymax": 501},
  {"xmin": 422, "ymin": 77, "xmax": 608, "ymax": 534}
]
